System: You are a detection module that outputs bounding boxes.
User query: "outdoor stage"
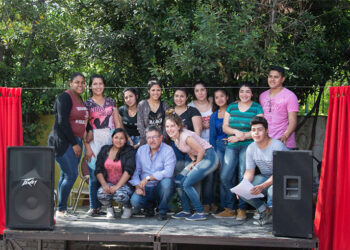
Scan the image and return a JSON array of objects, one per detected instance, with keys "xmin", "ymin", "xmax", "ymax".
[{"xmin": 3, "ymin": 209, "xmax": 318, "ymax": 250}]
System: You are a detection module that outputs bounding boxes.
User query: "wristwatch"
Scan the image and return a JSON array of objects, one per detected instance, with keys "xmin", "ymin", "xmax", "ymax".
[{"xmin": 146, "ymin": 176, "xmax": 151, "ymax": 181}]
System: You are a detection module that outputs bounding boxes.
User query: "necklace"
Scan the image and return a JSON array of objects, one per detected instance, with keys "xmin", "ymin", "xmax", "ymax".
[{"xmin": 128, "ymin": 107, "xmax": 137, "ymax": 117}]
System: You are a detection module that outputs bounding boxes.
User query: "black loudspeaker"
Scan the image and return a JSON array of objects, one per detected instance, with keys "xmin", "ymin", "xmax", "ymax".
[
  {"xmin": 273, "ymin": 150, "xmax": 313, "ymax": 238},
  {"xmin": 6, "ymin": 146, "xmax": 55, "ymax": 230}
]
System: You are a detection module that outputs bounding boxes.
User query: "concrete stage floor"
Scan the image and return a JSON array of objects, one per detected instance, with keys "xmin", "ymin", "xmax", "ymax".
[{"xmin": 3, "ymin": 208, "xmax": 318, "ymax": 250}]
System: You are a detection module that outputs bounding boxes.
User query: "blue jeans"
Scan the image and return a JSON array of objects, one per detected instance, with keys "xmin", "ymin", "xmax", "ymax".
[
  {"xmin": 55, "ymin": 138, "xmax": 82, "ymax": 211},
  {"xmin": 176, "ymin": 148, "xmax": 218, "ymax": 213},
  {"xmin": 202, "ymin": 139, "xmax": 226, "ymax": 206},
  {"xmin": 241, "ymin": 175, "xmax": 273, "ymax": 213},
  {"xmin": 130, "ymin": 178, "xmax": 174, "ymax": 215},
  {"xmin": 220, "ymin": 145, "xmax": 248, "ymax": 210},
  {"xmin": 171, "ymin": 141, "xmax": 191, "ymax": 175},
  {"xmin": 87, "ymin": 157, "xmax": 102, "ymax": 210}
]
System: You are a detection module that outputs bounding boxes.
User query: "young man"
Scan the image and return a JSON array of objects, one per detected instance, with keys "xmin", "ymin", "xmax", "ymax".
[
  {"xmin": 259, "ymin": 66, "xmax": 299, "ymax": 149},
  {"xmin": 129, "ymin": 125, "xmax": 176, "ymax": 221},
  {"xmin": 241, "ymin": 116, "xmax": 288, "ymax": 225}
]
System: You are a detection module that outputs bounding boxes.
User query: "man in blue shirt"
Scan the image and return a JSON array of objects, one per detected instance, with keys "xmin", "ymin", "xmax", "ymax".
[{"xmin": 130, "ymin": 125, "xmax": 176, "ymax": 220}]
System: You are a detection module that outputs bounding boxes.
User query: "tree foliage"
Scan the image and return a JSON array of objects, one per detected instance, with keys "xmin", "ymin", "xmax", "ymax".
[{"xmin": 0, "ymin": 0, "xmax": 349, "ymax": 144}]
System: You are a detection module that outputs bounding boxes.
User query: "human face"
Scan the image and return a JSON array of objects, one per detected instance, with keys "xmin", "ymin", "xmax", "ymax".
[
  {"xmin": 112, "ymin": 132, "xmax": 127, "ymax": 149},
  {"xmin": 91, "ymin": 77, "xmax": 105, "ymax": 97},
  {"xmin": 194, "ymin": 83, "xmax": 208, "ymax": 101},
  {"xmin": 69, "ymin": 75, "xmax": 85, "ymax": 95},
  {"xmin": 239, "ymin": 86, "xmax": 253, "ymax": 103},
  {"xmin": 268, "ymin": 70, "xmax": 285, "ymax": 89},
  {"xmin": 148, "ymin": 84, "xmax": 162, "ymax": 101},
  {"xmin": 251, "ymin": 124, "xmax": 268, "ymax": 144},
  {"xmin": 174, "ymin": 90, "xmax": 188, "ymax": 107},
  {"xmin": 214, "ymin": 90, "xmax": 228, "ymax": 108},
  {"xmin": 165, "ymin": 119, "xmax": 180, "ymax": 139},
  {"xmin": 146, "ymin": 130, "xmax": 163, "ymax": 151},
  {"xmin": 124, "ymin": 90, "xmax": 137, "ymax": 107}
]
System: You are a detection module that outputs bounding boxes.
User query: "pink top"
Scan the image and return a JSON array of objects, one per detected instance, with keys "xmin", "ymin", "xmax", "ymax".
[
  {"xmin": 66, "ymin": 90, "xmax": 88, "ymax": 138},
  {"xmin": 104, "ymin": 158, "xmax": 123, "ymax": 185},
  {"xmin": 259, "ymin": 88, "xmax": 299, "ymax": 148},
  {"xmin": 176, "ymin": 129, "xmax": 212, "ymax": 155}
]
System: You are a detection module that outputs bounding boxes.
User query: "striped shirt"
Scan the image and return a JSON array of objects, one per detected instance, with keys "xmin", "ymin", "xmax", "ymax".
[{"xmin": 226, "ymin": 101, "xmax": 263, "ymax": 147}]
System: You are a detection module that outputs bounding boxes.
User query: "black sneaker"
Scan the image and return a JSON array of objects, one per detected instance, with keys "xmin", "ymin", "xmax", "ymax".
[
  {"xmin": 144, "ymin": 209, "xmax": 155, "ymax": 217},
  {"xmin": 156, "ymin": 214, "xmax": 167, "ymax": 221}
]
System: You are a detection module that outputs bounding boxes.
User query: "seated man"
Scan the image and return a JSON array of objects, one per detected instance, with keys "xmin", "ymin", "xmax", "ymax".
[
  {"xmin": 129, "ymin": 125, "xmax": 176, "ymax": 221},
  {"xmin": 242, "ymin": 116, "xmax": 288, "ymax": 225}
]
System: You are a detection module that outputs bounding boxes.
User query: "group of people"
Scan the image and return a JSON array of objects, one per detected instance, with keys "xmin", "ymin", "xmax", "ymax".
[{"xmin": 48, "ymin": 66, "xmax": 299, "ymax": 225}]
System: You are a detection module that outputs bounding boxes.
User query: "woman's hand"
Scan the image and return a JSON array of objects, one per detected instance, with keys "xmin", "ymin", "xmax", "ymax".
[
  {"xmin": 189, "ymin": 161, "xmax": 197, "ymax": 170},
  {"xmin": 72, "ymin": 144, "xmax": 82, "ymax": 158},
  {"xmin": 109, "ymin": 185, "xmax": 119, "ymax": 194},
  {"xmin": 85, "ymin": 146, "xmax": 95, "ymax": 163},
  {"xmin": 102, "ymin": 184, "xmax": 111, "ymax": 194},
  {"xmin": 228, "ymin": 135, "xmax": 240, "ymax": 144},
  {"xmin": 235, "ymin": 130, "xmax": 245, "ymax": 141}
]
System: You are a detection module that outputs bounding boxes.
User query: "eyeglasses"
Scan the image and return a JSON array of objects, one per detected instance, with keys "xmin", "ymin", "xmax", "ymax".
[{"xmin": 146, "ymin": 135, "xmax": 160, "ymax": 141}]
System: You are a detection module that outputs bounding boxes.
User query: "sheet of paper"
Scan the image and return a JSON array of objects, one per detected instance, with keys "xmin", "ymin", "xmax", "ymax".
[{"xmin": 230, "ymin": 178, "xmax": 264, "ymax": 200}]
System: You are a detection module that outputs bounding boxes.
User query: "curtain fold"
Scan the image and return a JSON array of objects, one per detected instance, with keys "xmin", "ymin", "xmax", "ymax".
[
  {"xmin": 0, "ymin": 87, "xmax": 23, "ymax": 235},
  {"xmin": 314, "ymin": 86, "xmax": 350, "ymax": 250}
]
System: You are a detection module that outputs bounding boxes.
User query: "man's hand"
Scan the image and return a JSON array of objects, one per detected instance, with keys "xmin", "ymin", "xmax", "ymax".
[
  {"xmin": 72, "ymin": 144, "xmax": 82, "ymax": 158},
  {"xmin": 139, "ymin": 178, "xmax": 148, "ymax": 189},
  {"xmin": 250, "ymin": 184, "xmax": 265, "ymax": 195},
  {"xmin": 279, "ymin": 134, "xmax": 288, "ymax": 145},
  {"xmin": 135, "ymin": 186, "xmax": 145, "ymax": 196}
]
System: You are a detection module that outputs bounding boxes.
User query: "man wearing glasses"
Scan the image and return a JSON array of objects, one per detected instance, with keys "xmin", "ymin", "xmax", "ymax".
[
  {"xmin": 259, "ymin": 66, "xmax": 299, "ymax": 149},
  {"xmin": 130, "ymin": 125, "xmax": 176, "ymax": 220}
]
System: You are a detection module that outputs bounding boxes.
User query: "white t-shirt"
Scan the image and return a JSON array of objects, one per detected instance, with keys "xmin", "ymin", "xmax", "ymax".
[
  {"xmin": 246, "ymin": 139, "xmax": 288, "ymax": 177},
  {"xmin": 188, "ymin": 101, "xmax": 212, "ymax": 142}
]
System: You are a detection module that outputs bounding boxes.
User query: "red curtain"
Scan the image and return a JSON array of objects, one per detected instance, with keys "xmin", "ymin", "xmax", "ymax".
[
  {"xmin": 314, "ymin": 86, "xmax": 350, "ymax": 250},
  {"xmin": 0, "ymin": 87, "xmax": 23, "ymax": 235}
]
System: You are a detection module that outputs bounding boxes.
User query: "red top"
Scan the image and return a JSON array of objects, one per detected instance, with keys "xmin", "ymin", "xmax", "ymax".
[
  {"xmin": 66, "ymin": 90, "xmax": 88, "ymax": 138},
  {"xmin": 105, "ymin": 158, "xmax": 123, "ymax": 185}
]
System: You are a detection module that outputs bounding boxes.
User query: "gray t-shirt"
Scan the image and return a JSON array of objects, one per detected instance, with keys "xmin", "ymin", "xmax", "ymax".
[{"xmin": 246, "ymin": 139, "xmax": 288, "ymax": 177}]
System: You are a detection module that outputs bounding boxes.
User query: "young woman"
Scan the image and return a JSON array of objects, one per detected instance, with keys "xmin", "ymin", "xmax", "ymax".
[
  {"xmin": 95, "ymin": 128, "xmax": 136, "ymax": 219},
  {"xmin": 137, "ymin": 79, "xmax": 169, "ymax": 145},
  {"xmin": 84, "ymin": 74, "xmax": 122, "ymax": 216},
  {"xmin": 209, "ymin": 89, "xmax": 229, "ymax": 212},
  {"xmin": 214, "ymin": 83, "xmax": 263, "ymax": 220},
  {"xmin": 188, "ymin": 81, "xmax": 213, "ymax": 142},
  {"xmin": 165, "ymin": 109, "xmax": 219, "ymax": 221},
  {"xmin": 119, "ymin": 87, "xmax": 140, "ymax": 148},
  {"xmin": 188, "ymin": 81, "xmax": 214, "ymax": 213},
  {"xmin": 48, "ymin": 72, "xmax": 88, "ymax": 220},
  {"xmin": 172, "ymin": 88, "xmax": 202, "ymax": 174}
]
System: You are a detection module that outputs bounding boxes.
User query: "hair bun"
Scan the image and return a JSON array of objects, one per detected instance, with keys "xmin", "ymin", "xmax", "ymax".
[{"xmin": 165, "ymin": 108, "xmax": 176, "ymax": 116}]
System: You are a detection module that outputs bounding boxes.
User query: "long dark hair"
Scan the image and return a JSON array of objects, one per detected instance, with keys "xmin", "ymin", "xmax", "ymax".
[
  {"xmin": 212, "ymin": 88, "xmax": 229, "ymax": 112},
  {"xmin": 111, "ymin": 128, "xmax": 129, "ymax": 161}
]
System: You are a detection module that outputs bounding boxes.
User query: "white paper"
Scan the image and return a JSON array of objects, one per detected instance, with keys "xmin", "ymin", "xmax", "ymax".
[{"xmin": 230, "ymin": 178, "xmax": 264, "ymax": 200}]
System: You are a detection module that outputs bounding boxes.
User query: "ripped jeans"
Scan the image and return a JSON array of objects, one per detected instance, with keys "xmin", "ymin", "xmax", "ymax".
[{"xmin": 175, "ymin": 148, "xmax": 218, "ymax": 213}]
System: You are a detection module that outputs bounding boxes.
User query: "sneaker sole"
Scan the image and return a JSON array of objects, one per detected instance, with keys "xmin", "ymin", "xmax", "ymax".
[
  {"xmin": 185, "ymin": 217, "xmax": 207, "ymax": 221},
  {"xmin": 212, "ymin": 215, "xmax": 236, "ymax": 219}
]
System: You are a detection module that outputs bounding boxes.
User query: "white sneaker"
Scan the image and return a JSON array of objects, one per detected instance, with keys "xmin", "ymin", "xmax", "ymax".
[
  {"xmin": 106, "ymin": 207, "xmax": 115, "ymax": 219},
  {"xmin": 121, "ymin": 207, "xmax": 132, "ymax": 219},
  {"xmin": 55, "ymin": 210, "xmax": 78, "ymax": 221}
]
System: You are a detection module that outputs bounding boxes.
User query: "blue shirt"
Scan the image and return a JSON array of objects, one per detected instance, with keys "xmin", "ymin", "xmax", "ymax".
[
  {"xmin": 129, "ymin": 142, "xmax": 176, "ymax": 187},
  {"xmin": 209, "ymin": 110, "xmax": 227, "ymax": 150}
]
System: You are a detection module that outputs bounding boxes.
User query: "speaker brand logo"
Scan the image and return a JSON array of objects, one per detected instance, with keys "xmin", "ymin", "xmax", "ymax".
[{"xmin": 21, "ymin": 177, "xmax": 38, "ymax": 187}]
